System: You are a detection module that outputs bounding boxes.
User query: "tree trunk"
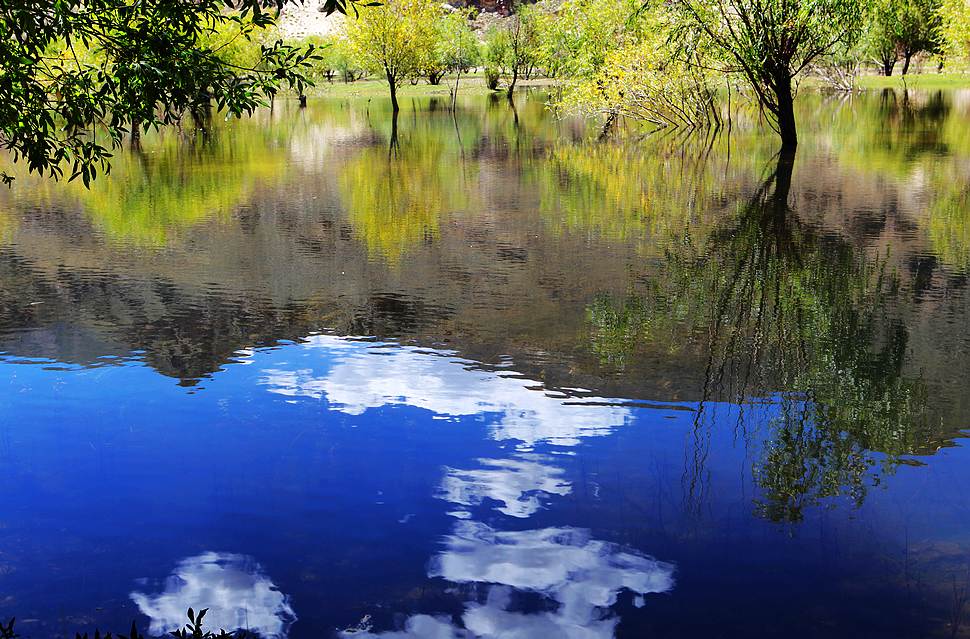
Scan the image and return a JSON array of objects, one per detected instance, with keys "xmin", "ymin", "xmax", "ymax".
[
  {"xmin": 507, "ymin": 65, "xmax": 518, "ymax": 99},
  {"xmin": 191, "ymin": 98, "xmax": 212, "ymax": 136},
  {"xmin": 883, "ymin": 59, "xmax": 895, "ymax": 76},
  {"xmin": 598, "ymin": 112, "xmax": 617, "ymax": 141},
  {"xmin": 452, "ymin": 69, "xmax": 461, "ymax": 112},
  {"xmin": 130, "ymin": 118, "xmax": 141, "ymax": 150},
  {"xmin": 299, "ymin": 94, "xmax": 307, "ymax": 108},
  {"xmin": 387, "ymin": 72, "xmax": 399, "ymax": 113},
  {"xmin": 902, "ymin": 52, "xmax": 913, "ymax": 75},
  {"xmin": 388, "ymin": 108, "xmax": 399, "ymax": 158},
  {"xmin": 774, "ymin": 75, "xmax": 797, "ymax": 152}
]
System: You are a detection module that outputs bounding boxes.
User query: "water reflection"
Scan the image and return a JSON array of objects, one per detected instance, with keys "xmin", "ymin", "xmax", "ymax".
[
  {"xmin": 344, "ymin": 521, "xmax": 674, "ymax": 639},
  {"xmin": 260, "ymin": 335, "xmax": 632, "ymax": 448},
  {"xmin": 131, "ymin": 552, "xmax": 296, "ymax": 638},
  {"xmin": 585, "ymin": 151, "xmax": 935, "ymax": 522},
  {"xmin": 437, "ymin": 456, "xmax": 571, "ymax": 519},
  {"xmin": 435, "ymin": 521, "xmax": 673, "ymax": 638},
  {"xmin": 1, "ymin": 90, "xmax": 970, "ymax": 637},
  {"xmin": 0, "ymin": 114, "xmax": 302, "ymax": 249},
  {"xmin": 337, "ymin": 353, "xmax": 674, "ymax": 638},
  {"xmin": 338, "ymin": 118, "xmax": 471, "ymax": 265}
]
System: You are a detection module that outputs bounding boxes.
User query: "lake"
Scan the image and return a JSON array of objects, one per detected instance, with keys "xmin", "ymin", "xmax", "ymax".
[{"xmin": 1, "ymin": 88, "xmax": 970, "ymax": 638}]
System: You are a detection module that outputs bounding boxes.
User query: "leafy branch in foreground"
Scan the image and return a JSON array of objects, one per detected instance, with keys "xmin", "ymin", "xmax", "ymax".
[{"xmin": 0, "ymin": 0, "xmax": 365, "ymax": 186}]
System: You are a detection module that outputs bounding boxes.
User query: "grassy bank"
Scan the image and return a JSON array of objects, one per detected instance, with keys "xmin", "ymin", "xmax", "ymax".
[
  {"xmin": 300, "ymin": 71, "xmax": 970, "ymax": 104},
  {"xmin": 855, "ymin": 72, "xmax": 970, "ymax": 90},
  {"xmin": 305, "ymin": 75, "xmax": 555, "ymax": 99}
]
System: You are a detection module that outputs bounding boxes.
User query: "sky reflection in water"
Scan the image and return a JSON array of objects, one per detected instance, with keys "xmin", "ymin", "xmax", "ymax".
[
  {"xmin": 260, "ymin": 336, "xmax": 633, "ymax": 448},
  {"xmin": 2, "ymin": 90, "xmax": 970, "ymax": 637},
  {"xmin": 128, "ymin": 336, "xmax": 672, "ymax": 639},
  {"xmin": 0, "ymin": 311, "xmax": 965, "ymax": 638},
  {"xmin": 268, "ymin": 336, "xmax": 675, "ymax": 638},
  {"xmin": 344, "ymin": 521, "xmax": 674, "ymax": 638},
  {"xmin": 131, "ymin": 553, "xmax": 296, "ymax": 639}
]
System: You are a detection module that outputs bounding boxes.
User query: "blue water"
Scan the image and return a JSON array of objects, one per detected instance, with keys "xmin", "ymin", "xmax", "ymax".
[
  {"xmin": 1, "ymin": 334, "xmax": 967, "ymax": 637},
  {"xmin": 3, "ymin": 91, "xmax": 970, "ymax": 637}
]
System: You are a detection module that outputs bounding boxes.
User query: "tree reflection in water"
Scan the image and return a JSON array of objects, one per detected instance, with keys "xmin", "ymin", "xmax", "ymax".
[{"xmin": 588, "ymin": 151, "xmax": 932, "ymax": 523}]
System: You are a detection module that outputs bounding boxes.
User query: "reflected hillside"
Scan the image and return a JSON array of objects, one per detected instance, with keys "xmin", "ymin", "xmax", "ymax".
[
  {"xmin": 0, "ymin": 92, "xmax": 967, "ymax": 429},
  {"xmin": 808, "ymin": 90, "xmax": 970, "ymax": 273}
]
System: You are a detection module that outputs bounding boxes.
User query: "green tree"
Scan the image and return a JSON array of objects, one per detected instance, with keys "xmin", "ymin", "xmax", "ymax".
[
  {"xmin": 482, "ymin": 26, "xmax": 508, "ymax": 91},
  {"xmin": 867, "ymin": 0, "xmax": 904, "ymax": 75},
  {"xmin": 435, "ymin": 9, "xmax": 479, "ymax": 106},
  {"xmin": 554, "ymin": 8, "xmax": 720, "ymax": 130},
  {"xmin": 502, "ymin": 6, "xmax": 541, "ymax": 97},
  {"xmin": 533, "ymin": 0, "xmax": 644, "ymax": 80},
  {"xmin": 296, "ymin": 35, "xmax": 345, "ymax": 84},
  {"xmin": 535, "ymin": 0, "xmax": 720, "ymax": 130},
  {"xmin": 939, "ymin": 0, "xmax": 970, "ymax": 65},
  {"xmin": 418, "ymin": 9, "xmax": 476, "ymax": 86},
  {"xmin": 668, "ymin": 0, "xmax": 864, "ymax": 149},
  {"xmin": 896, "ymin": 0, "xmax": 943, "ymax": 73},
  {"xmin": 344, "ymin": 0, "xmax": 441, "ymax": 112},
  {"xmin": 0, "ymin": 0, "xmax": 361, "ymax": 186},
  {"xmin": 332, "ymin": 37, "xmax": 367, "ymax": 82},
  {"xmin": 479, "ymin": 7, "xmax": 540, "ymax": 96},
  {"xmin": 865, "ymin": 0, "xmax": 942, "ymax": 75}
]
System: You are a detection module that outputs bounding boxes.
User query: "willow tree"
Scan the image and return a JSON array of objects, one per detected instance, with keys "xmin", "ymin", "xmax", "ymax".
[
  {"xmin": 556, "ymin": 9, "xmax": 721, "ymax": 131},
  {"xmin": 668, "ymin": 0, "xmax": 864, "ymax": 150},
  {"xmin": 502, "ymin": 6, "xmax": 541, "ymax": 97},
  {"xmin": 435, "ymin": 9, "xmax": 479, "ymax": 107},
  {"xmin": 344, "ymin": 0, "xmax": 440, "ymax": 112}
]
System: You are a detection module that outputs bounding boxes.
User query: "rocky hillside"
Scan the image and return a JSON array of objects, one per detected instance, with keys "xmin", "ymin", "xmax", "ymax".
[{"xmin": 277, "ymin": 0, "xmax": 527, "ymax": 39}]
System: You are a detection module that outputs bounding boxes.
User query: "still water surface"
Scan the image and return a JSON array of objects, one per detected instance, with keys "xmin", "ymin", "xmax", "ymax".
[{"xmin": 2, "ymin": 89, "xmax": 970, "ymax": 637}]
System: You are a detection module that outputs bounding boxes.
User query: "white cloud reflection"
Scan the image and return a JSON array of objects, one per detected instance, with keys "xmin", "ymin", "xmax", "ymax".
[
  {"xmin": 260, "ymin": 336, "xmax": 631, "ymax": 447},
  {"xmin": 437, "ymin": 456, "xmax": 572, "ymax": 518},
  {"xmin": 434, "ymin": 521, "xmax": 675, "ymax": 624},
  {"xmin": 131, "ymin": 552, "xmax": 296, "ymax": 638},
  {"xmin": 342, "ymin": 521, "xmax": 674, "ymax": 639},
  {"xmin": 258, "ymin": 335, "xmax": 672, "ymax": 639}
]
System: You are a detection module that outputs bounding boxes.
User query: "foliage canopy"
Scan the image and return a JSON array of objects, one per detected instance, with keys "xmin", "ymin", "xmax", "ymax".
[
  {"xmin": 0, "ymin": 0, "xmax": 370, "ymax": 185},
  {"xmin": 344, "ymin": 0, "xmax": 442, "ymax": 111}
]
